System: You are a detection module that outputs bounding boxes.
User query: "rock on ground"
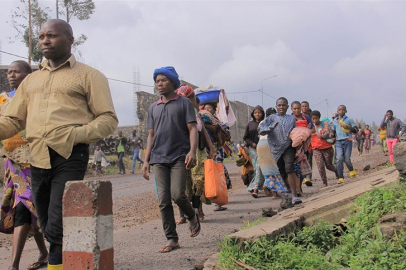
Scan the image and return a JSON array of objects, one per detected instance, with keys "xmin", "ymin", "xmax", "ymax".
[{"xmin": 394, "ymin": 142, "xmax": 406, "ymax": 176}]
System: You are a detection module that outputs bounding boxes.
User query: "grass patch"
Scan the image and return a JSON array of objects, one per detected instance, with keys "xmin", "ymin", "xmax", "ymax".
[
  {"xmin": 88, "ymin": 155, "xmax": 137, "ymax": 176},
  {"xmin": 240, "ymin": 218, "xmax": 267, "ymax": 230},
  {"xmin": 384, "ymin": 161, "xmax": 394, "ymax": 168},
  {"xmin": 218, "ymin": 182, "xmax": 406, "ymax": 270}
]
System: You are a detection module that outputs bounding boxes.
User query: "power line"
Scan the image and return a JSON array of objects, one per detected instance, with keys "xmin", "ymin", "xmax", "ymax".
[
  {"xmin": 228, "ymin": 89, "xmax": 277, "ymax": 99},
  {"xmin": 107, "ymin": 77, "xmax": 154, "ymax": 87},
  {"xmin": 312, "ymin": 99, "xmax": 327, "ymax": 106},
  {"xmin": 261, "ymin": 91, "xmax": 278, "ymax": 100},
  {"xmin": 0, "ymin": 50, "xmax": 28, "ymax": 59},
  {"xmin": 0, "ymin": 49, "xmax": 154, "ymax": 87},
  {"xmin": 228, "ymin": 89, "xmax": 260, "ymax": 94}
]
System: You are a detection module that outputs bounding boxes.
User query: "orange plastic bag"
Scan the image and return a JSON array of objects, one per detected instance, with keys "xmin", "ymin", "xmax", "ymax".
[{"xmin": 204, "ymin": 159, "xmax": 228, "ymax": 206}]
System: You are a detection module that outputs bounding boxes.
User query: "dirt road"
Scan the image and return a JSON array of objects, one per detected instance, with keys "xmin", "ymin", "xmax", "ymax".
[{"xmin": 0, "ymin": 145, "xmax": 389, "ymax": 270}]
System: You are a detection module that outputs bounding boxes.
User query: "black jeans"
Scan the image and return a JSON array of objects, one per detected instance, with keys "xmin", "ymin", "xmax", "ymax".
[
  {"xmin": 154, "ymin": 161, "xmax": 195, "ymax": 242},
  {"xmin": 117, "ymin": 152, "xmax": 125, "ymax": 173},
  {"xmin": 357, "ymin": 139, "xmax": 364, "ymax": 155},
  {"xmin": 30, "ymin": 144, "xmax": 89, "ymax": 255},
  {"xmin": 277, "ymin": 146, "xmax": 296, "ymax": 181}
]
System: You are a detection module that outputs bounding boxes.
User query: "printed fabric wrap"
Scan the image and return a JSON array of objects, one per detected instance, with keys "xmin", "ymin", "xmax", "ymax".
[
  {"xmin": 0, "ymin": 91, "xmax": 40, "ymax": 235},
  {"xmin": 256, "ymin": 135, "xmax": 288, "ymax": 194},
  {"xmin": 247, "ymin": 147, "xmax": 265, "ymax": 191},
  {"xmin": 186, "ymin": 148, "xmax": 211, "ymax": 205},
  {"xmin": 258, "ymin": 114, "xmax": 296, "ymax": 163},
  {"xmin": 200, "ymin": 110, "xmax": 230, "ymax": 146},
  {"xmin": 0, "ymin": 160, "xmax": 40, "ymax": 234}
]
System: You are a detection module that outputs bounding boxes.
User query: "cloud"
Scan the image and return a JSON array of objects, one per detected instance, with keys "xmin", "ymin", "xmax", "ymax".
[
  {"xmin": 2, "ymin": 0, "xmax": 406, "ymax": 126},
  {"xmin": 209, "ymin": 40, "xmax": 304, "ymax": 93},
  {"xmin": 332, "ymin": 46, "xmax": 406, "ymax": 77}
]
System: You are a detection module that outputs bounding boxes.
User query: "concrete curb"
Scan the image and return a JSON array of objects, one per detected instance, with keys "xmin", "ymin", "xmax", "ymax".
[{"xmin": 203, "ymin": 167, "xmax": 399, "ymax": 269}]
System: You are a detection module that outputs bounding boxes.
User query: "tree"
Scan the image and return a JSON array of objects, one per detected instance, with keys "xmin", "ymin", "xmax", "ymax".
[
  {"xmin": 57, "ymin": 0, "xmax": 95, "ymax": 56},
  {"xmin": 355, "ymin": 118, "xmax": 366, "ymax": 128},
  {"xmin": 371, "ymin": 121, "xmax": 379, "ymax": 134},
  {"xmin": 58, "ymin": 0, "xmax": 95, "ymax": 23},
  {"xmin": 8, "ymin": 0, "xmax": 51, "ymax": 63},
  {"xmin": 9, "ymin": 0, "xmax": 95, "ymax": 62}
]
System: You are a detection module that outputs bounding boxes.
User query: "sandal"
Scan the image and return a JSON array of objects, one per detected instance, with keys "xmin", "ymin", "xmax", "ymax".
[
  {"xmin": 292, "ymin": 197, "xmax": 302, "ymax": 205},
  {"xmin": 303, "ymin": 178, "xmax": 313, "ymax": 186},
  {"xmin": 189, "ymin": 214, "xmax": 201, "ymax": 237},
  {"xmin": 175, "ymin": 217, "xmax": 187, "ymax": 225},
  {"xmin": 158, "ymin": 242, "xmax": 180, "ymax": 253},
  {"xmin": 263, "ymin": 187, "xmax": 271, "ymax": 196},
  {"xmin": 214, "ymin": 206, "xmax": 227, "ymax": 211},
  {"xmin": 28, "ymin": 260, "xmax": 48, "ymax": 269}
]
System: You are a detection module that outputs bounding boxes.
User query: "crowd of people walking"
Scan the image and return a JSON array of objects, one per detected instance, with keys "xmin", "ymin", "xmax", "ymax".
[{"xmin": 0, "ymin": 18, "xmax": 405, "ymax": 269}]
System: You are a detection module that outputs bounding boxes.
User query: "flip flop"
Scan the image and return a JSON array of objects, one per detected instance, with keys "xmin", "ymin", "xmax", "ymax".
[
  {"xmin": 305, "ymin": 181, "xmax": 313, "ymax": 186},
  {"xmin": 189, "ymin": 214, "xmax": 201, "ymax": 237},
  {"xmin": 28, "ymin": 260, "xmax": 48, "ymax": 269},
  {"xmin": 292, "ymin": 197, "xmax": 302, "ymax": 205},
  {"xmin": 214, "ymin": 206, "xmax": 227, "ymax": 211},
  {"xmin": 263, "ymin": 187, "xmax": 271, "ymax": 196},
  {"xmin": 158, "ymin": 242, "xmax": 180, "ymax": 253}
]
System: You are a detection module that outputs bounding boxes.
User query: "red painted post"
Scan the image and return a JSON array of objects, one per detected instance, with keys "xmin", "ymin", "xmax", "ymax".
[{"xmin": 62, "ymin": 180, "xmax": 114, "ymax": 270}]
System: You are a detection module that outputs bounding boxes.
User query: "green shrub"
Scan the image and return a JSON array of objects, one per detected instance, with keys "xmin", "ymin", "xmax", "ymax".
[{"xmin": 218, "ymin": 182, "xmax": 406, "ymax": 270}]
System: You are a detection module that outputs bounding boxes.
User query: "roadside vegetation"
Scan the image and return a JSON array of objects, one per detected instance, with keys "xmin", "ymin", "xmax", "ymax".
[
  {"xmin": 87, "ymin": 155, "xmax": 137, "ymax": 176},
  {"xmin": 240, "ymin": 218, "xmax": 267, "ymax": 230},
  {"xmin": 218, "ymin": 181, "xmax": 406, "ymax": 270}
]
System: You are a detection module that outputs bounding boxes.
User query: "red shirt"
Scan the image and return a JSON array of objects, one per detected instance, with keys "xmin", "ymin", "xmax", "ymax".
[{"xmin": 311, "ymin": 126, "xmax": 333, "ymax": 150}]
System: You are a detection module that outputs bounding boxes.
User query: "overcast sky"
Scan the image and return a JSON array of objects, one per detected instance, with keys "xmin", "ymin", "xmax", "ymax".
[{"xmin": 1, "ymin": 0, "xmax": 406, "ymax": 127}]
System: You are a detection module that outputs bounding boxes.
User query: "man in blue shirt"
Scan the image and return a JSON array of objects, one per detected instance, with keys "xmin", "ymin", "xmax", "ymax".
[{"xmin": 331, "ymin": 105, "xmax": 358, "ymax": 184}]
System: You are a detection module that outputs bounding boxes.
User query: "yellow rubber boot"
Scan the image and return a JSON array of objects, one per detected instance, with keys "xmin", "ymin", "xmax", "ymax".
[
  {"xmin": 337, "ymin": 178, "xmax": 345, "ymax": 184},
  {"xmin": 48, "ymin": 264, "xmax": 63, "ymax": 270},
  {"xmin": 349, "ymin": 170, "xmax": 357, "ymax": 178}
]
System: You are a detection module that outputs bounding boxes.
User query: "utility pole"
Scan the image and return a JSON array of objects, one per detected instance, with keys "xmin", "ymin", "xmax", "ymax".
[
  {"xmin": 28, "ymin": 0, "xmax": 32, "ymax": 64},
  {"xmin": 133, "ymin": 66, "xmax": 141, "ymax": 125},
  {"xmin": 56, "ymin": 0, "xmax": 59, "ymax": 18}
]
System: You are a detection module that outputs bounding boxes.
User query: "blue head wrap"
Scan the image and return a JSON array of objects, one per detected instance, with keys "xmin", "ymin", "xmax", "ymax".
[{"xmin": 153, "ymin": 66, "xmax": 180, "ymax": 89}]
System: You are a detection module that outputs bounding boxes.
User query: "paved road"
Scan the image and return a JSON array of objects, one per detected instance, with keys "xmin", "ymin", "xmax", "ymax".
[{"xmin": 0, "ymin": 145, "xmax": 389, "ymax": 269}]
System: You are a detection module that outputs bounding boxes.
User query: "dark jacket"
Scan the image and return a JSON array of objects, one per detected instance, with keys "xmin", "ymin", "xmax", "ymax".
[
  {"xmin": 380, "ymin": 117, "xmax": 406, "ymax": 138},
  {"xmin": 116, "ymin": 136, "xmax": 128, "ymax": 151},
  {"xmin": 243, "ymin": 105, "xmax": 265, "ymax": 147}
]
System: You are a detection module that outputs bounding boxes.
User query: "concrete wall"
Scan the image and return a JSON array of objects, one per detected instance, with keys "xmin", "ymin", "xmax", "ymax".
[
  {"xmin": 113, "ymin": 126, "xmax": 139, "ymax": 137},
  {"xmin": 135, "ymin": 91, "xmax": 255, "ymax": 145},
  {"xmin": 0, "ymin": 66, "xmax": 8, "ymax": 92},
  {"xmin": 229, "ymin": 100, "xmax": 255, "ymax": 144}
]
